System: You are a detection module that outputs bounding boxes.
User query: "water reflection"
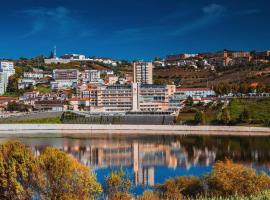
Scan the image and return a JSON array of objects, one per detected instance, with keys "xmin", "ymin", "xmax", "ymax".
[{"xmin": 1, "ymin": 135, "xmax": 270, "ymax": 193}]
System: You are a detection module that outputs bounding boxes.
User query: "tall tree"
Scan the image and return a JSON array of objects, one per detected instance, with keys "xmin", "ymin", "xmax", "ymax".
[
  {"xmin": 221, "ymin": 108, "xmax": 231, "ymax": 125},
  {"xmin": 105, "ymin": 171, "xmax": 132, "ymax": 200},
  {"xmin": 0, "ymin": 141, "xmax": 36, "ymax": 200},
  {"xmin": 35, "ymin": 147, "xmax": 102, "ymax": 200}
]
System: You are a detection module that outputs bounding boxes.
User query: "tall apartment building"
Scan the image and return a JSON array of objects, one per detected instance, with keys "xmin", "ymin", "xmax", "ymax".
[
  {"xmin": 0, "ymin": 61, "xmax": 15, "ymax": 79},
  {"xmin": 0, "ymin": 61, "xmax": 14, "ymax": 95},
  {"xmin": 133, "ymin": 62, "xmax": 153, "ymax": 84},
  {"xmin": 0, "ymin": 72, "xmax": 8, "ymax": 95}
]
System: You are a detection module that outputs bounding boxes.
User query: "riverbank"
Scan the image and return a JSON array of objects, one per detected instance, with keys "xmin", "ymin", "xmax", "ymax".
[{"xmin": 0, "ymin": 124, "xmax": 269, "ymax": 137}]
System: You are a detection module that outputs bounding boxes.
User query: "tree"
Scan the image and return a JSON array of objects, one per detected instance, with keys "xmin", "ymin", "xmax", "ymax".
[
  {"xmin": 194, "ymin": 110, "xmax": 206, "ymax": 125},
  {"xmin": 105, "ymin": 171, "xmax": 132, "ymax": 200},
  {"xmin": 137, "ymin": 190, "xmax": 160, "ymax": 200},
  {"xmin": 157, "ymin": 179, "xmax": 183, "ymax": 200},
  {"xmin": 239, "ymin": 108, "xmax": 251, "ymax": 123},
  {"xmin": 35, "ymin": 147, "xmax": 102, "ymax": 200},
  {"xmin": 221, "ymin": 108, "xmax": 231, "ymax": 125},
  {"xmin": 0, "ymin": 141, "xmax": 36, "ymax": 200},
  {"xmin": 186, "ymin": 96, "xmax": 193, "ymax": 106},
  {"xmin": 206, "ymin": 159, "xmax": 270, "ymax": 197},
  {"xmin": 6, "ymin": 66, "xmax": 23, "ymax": 95}
]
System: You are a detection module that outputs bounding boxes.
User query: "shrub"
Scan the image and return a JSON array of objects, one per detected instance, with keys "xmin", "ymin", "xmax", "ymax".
[
  {"xmin": 206, "ymin": 159, "xmax": 270, "ymax": 197},
  {"xmin": 157, "ymin": 176, "xmax": 203, "ymax": 199}
]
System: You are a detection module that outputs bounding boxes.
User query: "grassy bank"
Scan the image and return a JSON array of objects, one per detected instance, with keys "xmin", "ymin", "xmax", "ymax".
[
  {"xmin": 176, "ymin": 98, "xmax": 270, "ymax": 126},
  {"xmin": 228, "ymin": 98, "xmax": 270, "ymax": 126},
  {"xmin": 0, "ymin": 117, "xmax": 62, "ymax": 124}
]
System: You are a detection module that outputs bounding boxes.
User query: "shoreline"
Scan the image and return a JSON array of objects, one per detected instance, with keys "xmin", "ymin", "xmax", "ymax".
[{"xmin": 0, "ymin": 124, "xmax": 269, "ymax": 137}]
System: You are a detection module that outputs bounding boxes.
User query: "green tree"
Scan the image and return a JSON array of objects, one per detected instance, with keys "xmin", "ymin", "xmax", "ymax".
[
  {"xmin": 6, "ymin": 66, "xmax": 24, "ymax": 95},
  {"xmin": 105, "ymin": 171, "xmax": 132, "ymax": 200},
  {"xmin": 194, "ymin": 110, "xmax": 206, "ymax": 125},
  {"xmin": 221, "ymin": 108, "xmax": 231, "ymax": 125},
  {"xmin": 35, "ymin": 147, "xmax": 102, "ymax": 200},
  {"xmin": 239, "ymin": 108, "xmax": 251, "ymax": 123},
  {"xmin": 186, "ymin": 96, "xmax": 193, "ymax": 106},
  {"xmin": 0, "ymin": 141, "xmax": 36, "ymax": 200}
]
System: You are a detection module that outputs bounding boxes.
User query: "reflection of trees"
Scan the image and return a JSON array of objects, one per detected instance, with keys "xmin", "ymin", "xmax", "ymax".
[{"xmin": 175, "ymin": 136, "xmax": 270, "ymax": 165}]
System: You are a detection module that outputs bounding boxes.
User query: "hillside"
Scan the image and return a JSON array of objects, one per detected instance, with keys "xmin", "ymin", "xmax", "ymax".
[{"xmin": 154, "ymin": 64, "xmax": 270, "ymax": 87}]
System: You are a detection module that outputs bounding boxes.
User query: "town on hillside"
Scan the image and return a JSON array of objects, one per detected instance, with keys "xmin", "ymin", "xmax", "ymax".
[{"xmin": 0, "ymin": 48, "xmax": 270, "ymax": 125}]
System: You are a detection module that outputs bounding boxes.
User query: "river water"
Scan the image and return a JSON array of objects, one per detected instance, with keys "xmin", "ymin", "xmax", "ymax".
[{"xmin": 1, "ymin": 134, "xmax": 269, "ymax": 195}]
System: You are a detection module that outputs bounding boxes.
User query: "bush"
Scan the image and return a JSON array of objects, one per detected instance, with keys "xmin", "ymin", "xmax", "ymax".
[
  {"xmin": 137, "ymin": 190, "xmax": 160, "ymax": 200},
  {"xmin": 206, "ymin": 159, "xmax": 270, "ymax": 197},
  {"xmin": 157, "ymin": 176, "xmax": 203, "ymax": 199}
]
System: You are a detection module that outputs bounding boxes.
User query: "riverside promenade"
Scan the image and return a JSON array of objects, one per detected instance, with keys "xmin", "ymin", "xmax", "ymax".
[{"xmin": 0, "ymin": 124, "xmax": 269, "ymax": 137}]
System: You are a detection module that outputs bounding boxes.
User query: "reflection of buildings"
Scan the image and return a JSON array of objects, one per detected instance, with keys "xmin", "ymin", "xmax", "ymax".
[{"xmin": 30, "ymin": 138, "xmax": 217, "ymax": 187}]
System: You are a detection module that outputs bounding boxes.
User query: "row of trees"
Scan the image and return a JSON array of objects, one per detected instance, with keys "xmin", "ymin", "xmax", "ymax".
[
  {"xmin": 213, "ymin": 82, "xmax": 270, "ymax": 95},
  {"xmin": 1, "ymin": 141, "xmax": 270, "ymax": 200}
]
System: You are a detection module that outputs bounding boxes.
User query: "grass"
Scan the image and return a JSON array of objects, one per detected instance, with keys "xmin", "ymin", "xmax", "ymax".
[
  {"xmin": 177, "ymin": 104, "xmax": 222, "ymax": 125},
  {"xmin": 36, "ymin": 84, "xmax": 51, "ymax": 93},
  {"xmin": 1, "ymin": 117, "xmax": 62, "ymax": 124},
  {"xmin": 228, "ymin": 98, "xmax": 270, "ymax": 124}
]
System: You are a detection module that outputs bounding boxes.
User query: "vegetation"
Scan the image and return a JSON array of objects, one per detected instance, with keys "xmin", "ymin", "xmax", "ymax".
[
  {"xmin": 227, "ymin": 98, "xmax": 270, "ymax": 125},
  {"xmin": 0, "ymin": 141, "xmax": 36, "ymax": 199},
  {"xmin": 0, "ymin": 141, "xmax": 101, "ymax": 200},
  {"xmin": 194, "ymin": 110, "xmax": 206, "ymax": 125},
  {"xmin": 36, "ymin": 84, "xmax": 51, "ymax": 93},
  {"xmin": 105, "ymin": 171, "xmax": 132, "ymax": 200},
  {"xmin": 176, "ymin": 102, "xmax": 223, "ymax": 125},
  {"xmin": 220, "ymin": 108, "xmax": 231, "ymax": 125},
  {"xmin": 6, "ymin": 101, "xmax": 31, "ymax": 112},
  {"xmin": 154, "ymin": 63, "xmax": 270, "ymax": 88},
  {"xmin": 36, "ymin": 147, "xmax": 102, "ymax": 199},
  {"xmin": 0, "ymin": 117, "xmax": 62, "ymax": 124},
  {"xmin": 0, "ymin": 141, "xmax": 270, "ymax": 199},
  {"xmin": 155, "ymin": 159, "xmax": 270, "ymax": 200}
]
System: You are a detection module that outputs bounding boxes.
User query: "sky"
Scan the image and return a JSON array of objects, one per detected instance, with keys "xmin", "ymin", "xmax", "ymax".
[{"xmin": 0, "ymin": 0, "xmax": 270, "ymax": 60}]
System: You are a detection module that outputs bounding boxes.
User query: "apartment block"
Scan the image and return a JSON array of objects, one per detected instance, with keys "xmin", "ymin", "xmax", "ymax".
[
  {"xmin": 139, "ymin": 84, "xmax": 176, "ymax": 112},
  {"xmin": 82, "ymin": 70, "xmax": 101, "ymax": 83},
  {"xmin": 0, "ymin": 72, "xmax": 8, "ymax": 95},
  {"xmin": 51, "ymin": 69, "xmax": 78, "ymax": 89},
  {"xmin": 133, "ymin": 62, "xmax": 153, "ymax": 84},
  {"xmin": 0, "ymin": 61, "xmax": 15, "ymax": 79}
]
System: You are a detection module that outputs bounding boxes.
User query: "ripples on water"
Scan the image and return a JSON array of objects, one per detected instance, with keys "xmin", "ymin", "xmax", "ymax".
[{"xmin": 1, "ymin": 134, "xmax": 270, "ymax": 194}]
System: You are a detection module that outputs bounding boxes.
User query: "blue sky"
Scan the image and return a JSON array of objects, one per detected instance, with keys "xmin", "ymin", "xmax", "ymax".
[{"xmin": 0, "ymin": 0, "xmax": 269, "ymax": 60}]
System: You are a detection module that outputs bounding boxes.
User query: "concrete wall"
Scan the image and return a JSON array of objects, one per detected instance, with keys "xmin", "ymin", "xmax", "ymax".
[
  {"xmin": 62, "ymin": 113, "xmax": 175, "ymax": 125},
  {"xmin": 0, "ymin": 124, "xmax": 269, "ymax": 137}
]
